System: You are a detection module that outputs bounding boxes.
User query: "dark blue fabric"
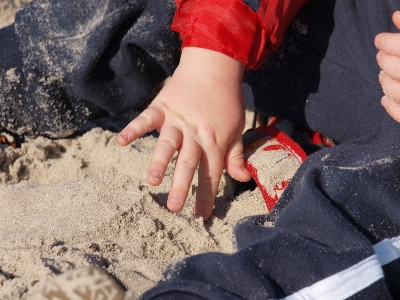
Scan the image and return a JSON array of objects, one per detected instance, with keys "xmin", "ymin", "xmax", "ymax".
[
  {"xmin": 0, "ymin": 0, "xmax": 180, "ymax": 137},
  {"xmin": 244, "ymin": 0, "xmax": 400, "ymax": 144},
  {"xmin": 242, "ymin": 0, "xmax": 261, "ymax": 12}
]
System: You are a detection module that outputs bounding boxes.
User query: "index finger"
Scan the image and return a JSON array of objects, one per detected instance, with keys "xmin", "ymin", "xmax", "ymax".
[{"xmin": 117, "ymin": 107, "xmax": 164, "ymax": 146}]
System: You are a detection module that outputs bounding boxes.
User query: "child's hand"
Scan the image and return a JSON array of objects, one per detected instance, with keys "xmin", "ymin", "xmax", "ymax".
[
  {"xmin": 117, "ymin": 47, "xmax": 252, "ymax": 221},
  {"xmin": 375, "ymin": 11, "xmax": 400, "ymax": 122}
]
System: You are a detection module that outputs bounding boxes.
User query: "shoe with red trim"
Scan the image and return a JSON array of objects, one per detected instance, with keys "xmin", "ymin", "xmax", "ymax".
[{"xmin": 243, "ymin": 118, "xmax": 335, "ymax": 211}]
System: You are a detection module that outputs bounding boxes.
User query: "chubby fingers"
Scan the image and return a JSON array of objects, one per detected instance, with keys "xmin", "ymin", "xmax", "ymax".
[
  {"xmin": 147, "ymin": 124, "xmax": 182, "ymax": 185},
  {"xmin": 379, "ymin": 71, "xmax": 400, "ymax": 102},
  {"xmin": 194, "ymin": 147, "xmax": 225, "ymax": 221},
  {"xmin": 375, "ymin": 32, "xmax": 400, "ymax": 57},
  {"xmin": 380, "ymin": 71, "xmax": 400, "ymax": 123},
  {"xmin": 167, "ymin": 138, "xmax": 201, "ymax": 213},
  {"xmin": 376, "ymin": 47, "xmax": 400, "ymax": 81},
  {"xmin": 224, "ymin": 129, "xmax": 252, "ymax": 183},
  {"xmin": 393, "ymin": 11, "xmax": 400, "ymax": 29},
  {"xmin": 117, "ymin": 107, "xmax": 164, "ymax": 146},
  {"xmin": 381, "ymin": 95, "xmax": 400, "ymax": 123},
  {"xmin": 375, "ymin": 12, "xmax": 400, "ymax": 81},
  {"xmin": 375, "ymin": 10, "xmax": 400, "ymax": 56}
]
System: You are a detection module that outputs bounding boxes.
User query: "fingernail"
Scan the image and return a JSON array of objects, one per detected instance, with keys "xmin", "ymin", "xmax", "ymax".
[
  {"xmin": 195, "ymin": 214, "xmax": 205, "ymax": 221},
  {"xmin": 193, "ymin": 211, "xmax": 205, "ymax": 221},
  {"xmin": 119, "ymin": 132, "xmax": 129, "ymax": 141},
  {"xmin": 193, "ymin": 208, "xmax": 207, "ymax": 221},
  {"xmin": 149, "ymin": 170, "xmax": 162, "ymax": 181},
  {"xmin": 169, "ymin": 196, "xmax": 182, "ymax": 207}
]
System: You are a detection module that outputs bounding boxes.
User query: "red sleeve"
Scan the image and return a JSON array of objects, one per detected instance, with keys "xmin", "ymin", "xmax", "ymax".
[{"xmin": 171, "ymin": 0, "xmax": 309, "ymax": 69}]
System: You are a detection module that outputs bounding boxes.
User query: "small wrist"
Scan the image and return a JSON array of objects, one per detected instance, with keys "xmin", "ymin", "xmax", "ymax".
[{"xmin": 179, "ymin": 47, "xmax": 245, "ymax": 82}]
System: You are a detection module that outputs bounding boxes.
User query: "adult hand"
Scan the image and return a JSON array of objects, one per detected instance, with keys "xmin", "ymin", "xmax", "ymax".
[
  {"xmin": 117, "ymin": 47, "xmax": 252, "ymax": 221},
  {"xmin": 375, "ymin": 11, "xmax": 400, "ymax": 122}
]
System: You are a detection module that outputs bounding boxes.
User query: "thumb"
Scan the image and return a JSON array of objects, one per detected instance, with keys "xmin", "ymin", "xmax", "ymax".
[{"xmin": 224, "ymin": 130, "xmax": 252, "ymax": 182}]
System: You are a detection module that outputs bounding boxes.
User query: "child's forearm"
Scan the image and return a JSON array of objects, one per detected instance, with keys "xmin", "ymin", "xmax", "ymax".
[{"xmin": 178, "ymin": 47, "xmax": 245, "ymax": 85}]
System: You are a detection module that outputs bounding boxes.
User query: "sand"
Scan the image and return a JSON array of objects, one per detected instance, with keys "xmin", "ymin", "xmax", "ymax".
[
  {"xmin": 0, "ymin": 121, "xmax": 268, "ymax": 299},
  {"xmin": 0, "ymin": 0, "xmax": 31, "ymax": 28},
  {"xmin": 0, "ymin": 1, "xmax": 270, "ymax": 298}
]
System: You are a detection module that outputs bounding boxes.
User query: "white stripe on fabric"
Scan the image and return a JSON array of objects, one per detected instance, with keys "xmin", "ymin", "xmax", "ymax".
[
  {"xmin": 373, "ymin": 236, "xmax": 400, "ymax": 266},
  {"xmin": 281, "ymin": 236, "xmax": 400, "ymax": 300},
  {"xmin": 281, "ymin": 255, "xmax": 383, "ymax": 300}
]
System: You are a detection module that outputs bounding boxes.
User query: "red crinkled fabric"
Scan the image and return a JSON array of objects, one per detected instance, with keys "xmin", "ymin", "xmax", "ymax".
[{"xmin": 171, "ymin": 0, "xmax": 309, "ymax": 69}]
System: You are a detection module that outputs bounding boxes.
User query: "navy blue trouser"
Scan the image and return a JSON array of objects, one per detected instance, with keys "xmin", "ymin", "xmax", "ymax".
[{"xmin": 2, "ymin": 0, "xmax": 400, "ymax": 298}]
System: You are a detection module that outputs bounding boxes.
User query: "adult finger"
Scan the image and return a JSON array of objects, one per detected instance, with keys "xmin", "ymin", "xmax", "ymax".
[
  {"xmin": 117, "ymin": 107, "xmax": 164, "ymax": 146},
  {"xmin": 167, "ymin": 140, "xmax": 201, "ymax": 213},
  {"xmin": 147, "ymin": 124, "xmax": 182, "ymax": 186},
  {"xmin": 194, "ymin": 147, "xmax": 225, "ymax": 221},
  {"xmin": 376, "ymin": 50, "xmax": 400, "ymax": 81},
  {"xmin": 224, "ymin": 129, "xmax": 252, "ymax": 183}
]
